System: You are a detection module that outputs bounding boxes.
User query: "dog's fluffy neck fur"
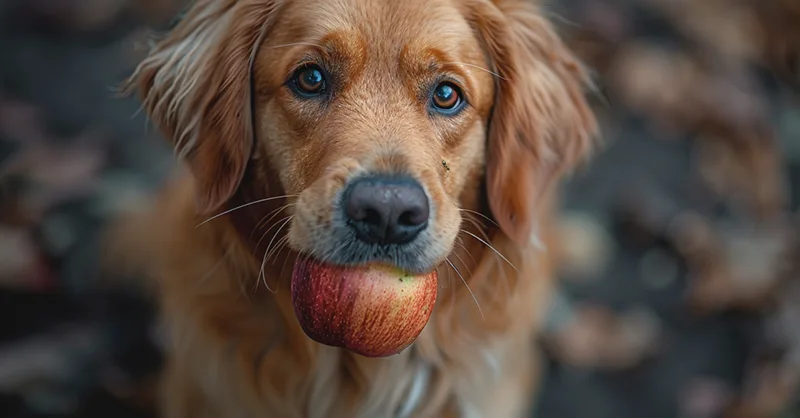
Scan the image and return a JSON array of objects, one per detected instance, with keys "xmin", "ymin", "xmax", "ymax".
[{"xmin": 146, "ymin": 171, "xmax": 554, "ymax": 418}]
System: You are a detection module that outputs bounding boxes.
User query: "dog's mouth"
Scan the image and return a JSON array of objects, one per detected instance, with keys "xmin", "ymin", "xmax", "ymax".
[
  {"xmin": 289, "ymin": 255, "xmax": 438, "ymax": 357},
  {"xmin": 306, "ymin": 174, "xmax": 442, "ymax": 274},
  {"xmin": 285, "ymin": 172, "xmax": 451, "ymax": 356}
]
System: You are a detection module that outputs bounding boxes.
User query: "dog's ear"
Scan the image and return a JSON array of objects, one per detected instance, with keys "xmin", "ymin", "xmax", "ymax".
[
  {"xmin": 127, "ymin": 0, "xmax": 279, "ymax": 215},
  {"xmin": 465, "ymin": 0, "xmax": 598, "ymax": 247}
]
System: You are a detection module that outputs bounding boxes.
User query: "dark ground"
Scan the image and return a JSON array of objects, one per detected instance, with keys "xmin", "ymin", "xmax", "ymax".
[{"xmin": 0, "ymin": 1, "xmax": 798, "ymax": 418}]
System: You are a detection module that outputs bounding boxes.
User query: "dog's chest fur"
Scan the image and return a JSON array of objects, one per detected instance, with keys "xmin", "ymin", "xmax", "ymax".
[
  {"xmin": 299, "ymin": 331, "xmax": 530, "ymax": 418},
  {"xmin": 161, "ymin": 282, "xmax": 537, "ymax": 418}
]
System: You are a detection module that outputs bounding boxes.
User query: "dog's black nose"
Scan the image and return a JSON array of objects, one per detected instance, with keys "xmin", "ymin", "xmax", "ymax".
[{"xmin": 344, "ymin": 176, "xmax": 429, "ymax": 245}]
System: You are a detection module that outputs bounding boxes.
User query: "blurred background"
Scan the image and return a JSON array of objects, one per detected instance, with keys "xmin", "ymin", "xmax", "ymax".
[{"xmin": 0, "ymin": 0, "xmax": 798, "ymax": 417}]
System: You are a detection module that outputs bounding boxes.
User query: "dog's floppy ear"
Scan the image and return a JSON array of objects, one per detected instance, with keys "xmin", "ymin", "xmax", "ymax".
[
  {"xmin": 127, "ymin": 0, "xmax": 279, "ymax": 214},
  {"xmin": 465, "ymin": 0, "xmax": 598, "ymax": 247}
]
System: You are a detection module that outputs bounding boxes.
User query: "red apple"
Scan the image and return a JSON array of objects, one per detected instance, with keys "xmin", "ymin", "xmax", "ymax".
[{"xmin": 290, "ymin": 258, "xmax": 438, "ymax": 357}]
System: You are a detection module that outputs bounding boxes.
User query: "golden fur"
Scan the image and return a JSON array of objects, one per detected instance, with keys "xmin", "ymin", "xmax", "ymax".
[{"xmin": 115, "ymin": 0, "xmax": 597, "ymax": 416}]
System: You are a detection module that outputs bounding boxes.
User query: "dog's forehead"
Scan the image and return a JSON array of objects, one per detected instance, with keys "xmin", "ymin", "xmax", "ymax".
[{"xmin": 283, "ymin": 0, "xmax": 477, "ymax": 54}]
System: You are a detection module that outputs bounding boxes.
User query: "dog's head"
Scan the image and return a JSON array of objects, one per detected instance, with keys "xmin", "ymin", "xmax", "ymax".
[{"xmin": 130, "ymin": 0, "xmax": 596, "ymax": 274}]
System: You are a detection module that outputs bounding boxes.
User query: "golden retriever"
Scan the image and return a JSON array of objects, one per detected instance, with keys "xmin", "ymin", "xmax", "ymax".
[{"xmin": 118, "ymin": 0, "xmax": 597, "ymax": 416}]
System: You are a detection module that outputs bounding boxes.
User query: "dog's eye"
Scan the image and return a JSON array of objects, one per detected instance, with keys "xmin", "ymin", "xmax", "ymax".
[
  {"xmin": 430, "ymin": 82, "xmax": 464, "ymax": 114},
  {"xmin": 291, "ymin": 65, "xmax": 327, "ymax": 96}
]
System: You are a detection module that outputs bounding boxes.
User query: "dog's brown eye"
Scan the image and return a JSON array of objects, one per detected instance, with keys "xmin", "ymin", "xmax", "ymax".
[
  {"xmin": 292, "ymin": 65, "xmax": 326, "ymax": 96},
  {"xmin": 431, "ymin": 82, "xmax": 464, "ymax": 114}
]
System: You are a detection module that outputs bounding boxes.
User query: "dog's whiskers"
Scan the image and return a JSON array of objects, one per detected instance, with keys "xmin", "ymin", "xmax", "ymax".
[
  {"xmin": 258, "ymin": 215, "xmax": 294, "ymax": 292},
  {"xmin": 266, "ymin": 235, "xmax": 290, "ymax": 264},
  {"xmin": 451, "ymin": 242, "xmax": 474, "ymax": 278},
  {"xmin": 266, "ymin": 41, "xmax": 325, "ymax": 50},
  {"xmin": 252, "ymin": 215, "xmax": 291, "ymax": 292},
  {"xmin": 445, "ymin": 258, "xmax": 483, "ymax": 320},
  {"xmin": 460, "ymin": 215, "xmax": 515, "ymax": 298},
  {"xmin": 301, "ymin": 250, "xmax": 317, "ymax": 269},
  {"xmin": 457, "ymin": 225, "xmax": 514, "ymax": 303},
  {"xmin": 196, "ymin": 194, "xmax": 299, "ymax": 227},
  {"xmin": 460, "ymin": 229, "xmax": 517, "ymax": 271},
  {"xmin": 253, "ymin": 202, "xmax": 297, "ymax": 234},
  {"xmin": 248, "ymin": 203, "xmax": 296, "ymax": 254},
  {"xmin": 278, "ymin": 240, "xmax": 296, "ymax": 278},
  {"xmin": 265, "ymin": 217, "xmax": 293, "ymax": 260},
  {"xmin": 443, "ymin": 61, "xmax": 506, "ymax": 80},
  {"xmin": 458, "ymin": 208, "xmax": 498, "ymax": 227},
  {"xmin": 455, "ymin": 236, "xmax": 478, "ymax": 267},
  {"xmin": 460, "ymin": 213, "xmax": 492, "ymax": 243},
  {"xmin": 252, "ymin": 212, "xmax": 296, "ymax": 262}
]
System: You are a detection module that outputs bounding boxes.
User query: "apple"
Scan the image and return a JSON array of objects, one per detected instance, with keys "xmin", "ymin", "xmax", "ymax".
[{"xmin": 290, "ymin": 257, "xmax": 438, "ymax": 357}]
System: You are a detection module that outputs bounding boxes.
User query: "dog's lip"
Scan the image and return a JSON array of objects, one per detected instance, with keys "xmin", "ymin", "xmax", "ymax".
[{"xmin": 292, "ymin": 252, "xmax": 440, "ymax": 276}]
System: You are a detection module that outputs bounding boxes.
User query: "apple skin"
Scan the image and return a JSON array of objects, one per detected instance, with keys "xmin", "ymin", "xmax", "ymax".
[{"xmin": 290, "ymin": 257, "xmax": 438, "ymax": 357}]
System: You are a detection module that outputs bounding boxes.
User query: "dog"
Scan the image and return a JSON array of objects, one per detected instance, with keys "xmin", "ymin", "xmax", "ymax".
[{"xmin": 117, "ymin": 0, "xmax": 597, "ymax": 416}]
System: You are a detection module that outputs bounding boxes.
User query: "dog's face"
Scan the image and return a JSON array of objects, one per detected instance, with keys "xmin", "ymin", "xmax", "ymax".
[
  {"xmin": 131, "ymin": 0, "xmax": 596, "ymax": 273},
  {"xmin": 253, "ymin": 0, "xmax": 495, "ymax": 273}
]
